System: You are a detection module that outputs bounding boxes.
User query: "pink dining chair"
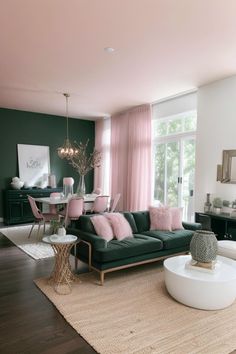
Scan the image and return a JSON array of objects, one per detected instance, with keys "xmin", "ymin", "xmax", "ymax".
[
  {"xmin": 59, "ymin": 196, "xmax": 84, "ymax": 227},
  {"xmin": 28, "ymin": 195, "xmax": 59, "ymax": 239},
  {"xmin": 91, "ymin": 195, "xmax": 109, "ymax": 213},
  {"xmin": 92, "ymin": 187, "xmax": 102, "ymax": 195},
  {"xmin": 109, "ymin": 193, "xmax": 121, "ymax": 212}
]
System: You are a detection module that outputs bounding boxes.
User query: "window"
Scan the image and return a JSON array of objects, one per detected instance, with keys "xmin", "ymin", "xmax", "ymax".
[{"xmin": 152, "ymin": 92, "xmax": 197, "ymax": 221}]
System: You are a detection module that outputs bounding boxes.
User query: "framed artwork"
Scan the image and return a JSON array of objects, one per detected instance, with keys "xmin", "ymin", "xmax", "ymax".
[{"xmin": 17, "ymin": 144, "xmax": 50, "ymax": 188}]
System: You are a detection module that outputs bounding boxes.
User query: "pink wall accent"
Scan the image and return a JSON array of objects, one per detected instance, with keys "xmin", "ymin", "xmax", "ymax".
[{"xmin": 110, "ymin": 104, "xmax": 152, "ymax": 211}]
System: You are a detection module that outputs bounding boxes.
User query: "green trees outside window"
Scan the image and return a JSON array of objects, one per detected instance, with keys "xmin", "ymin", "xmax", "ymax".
[{"xmin": 152, "ymin": 111, "xmax": 196, "ymax": 221}]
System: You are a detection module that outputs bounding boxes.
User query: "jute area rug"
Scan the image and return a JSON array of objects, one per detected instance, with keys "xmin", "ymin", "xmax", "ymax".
[
  {"xmin": 35, "ymin": 264, "xmax": 236, "ymax": 354},
  {"xmin": 1, "ymin": 224, "xmax": 54, "ymax": 259}
]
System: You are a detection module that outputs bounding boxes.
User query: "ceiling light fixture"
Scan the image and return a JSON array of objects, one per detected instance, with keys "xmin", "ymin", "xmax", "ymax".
[
  {"xmin": 104, "ymin": 47, "xmax": 115, "ymax": 53},
  {"xmin": 57, "ymin": 93, "xmax": 77, "ymax": 159}
]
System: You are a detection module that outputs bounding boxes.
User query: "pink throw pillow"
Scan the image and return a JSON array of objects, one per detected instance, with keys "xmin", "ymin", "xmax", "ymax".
[
  {"xmin": 170, "ymin": 207, "xmax": 184, "ymax": 230},
  {"xmin": 105, "ymin": 213, "xmax": 133, "ymax": 240},
  {"xmin": 149, "ymin": 206, "xmax": 172, "ymax": 231},
  {"xmin": 91, "ymin": 215, "xmax": 114, "ymax": 241}
]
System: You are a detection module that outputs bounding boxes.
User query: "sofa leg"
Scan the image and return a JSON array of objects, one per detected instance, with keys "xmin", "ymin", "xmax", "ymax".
[
  {"xmin": 100, "ymin": 271, "xmax": 104, "ymax": 286},
  {"xmin": 79, "ymin": 240, "xmax": 92, "ymax": 271}
]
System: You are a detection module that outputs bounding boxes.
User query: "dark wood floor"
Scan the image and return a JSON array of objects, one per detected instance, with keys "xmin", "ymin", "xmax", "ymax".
[
  {"xmin": 1, "ymin": 229, "xmax": 236, "ymax": 354},
  {"xmin": 0, "ymin": 232, "xmax": 97, "ymax": 354}
]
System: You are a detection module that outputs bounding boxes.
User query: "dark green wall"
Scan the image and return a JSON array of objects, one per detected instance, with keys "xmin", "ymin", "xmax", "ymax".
[{"xmin": 0, "ymin": 108, "xmax": 95, "ymax": 218}]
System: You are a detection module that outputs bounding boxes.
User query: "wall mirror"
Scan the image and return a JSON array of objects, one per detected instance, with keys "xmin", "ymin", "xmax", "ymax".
[{"xmin": 218, "ymin": 150, "xmax": 236, "ymax": 183}]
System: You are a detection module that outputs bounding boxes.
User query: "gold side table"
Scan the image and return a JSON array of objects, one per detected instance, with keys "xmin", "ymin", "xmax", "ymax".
[{"xmin": 43, "ymin": 235, "xmax": 79, "ymax": 295}]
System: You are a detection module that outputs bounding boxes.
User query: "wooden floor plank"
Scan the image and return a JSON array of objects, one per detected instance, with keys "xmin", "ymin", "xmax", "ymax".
[{"xmin": 0, "ymin": 233, "xmax": 97, "ymax": 354}]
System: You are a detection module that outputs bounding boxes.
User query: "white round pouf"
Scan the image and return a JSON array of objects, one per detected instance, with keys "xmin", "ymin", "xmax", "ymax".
[
  {"xmin": 218, "ymin": 240, "xmax": 236, "ymax": 260},
  {"xmin": 164, "ymin": 255, "xmax": 236, "ymax": 310}
]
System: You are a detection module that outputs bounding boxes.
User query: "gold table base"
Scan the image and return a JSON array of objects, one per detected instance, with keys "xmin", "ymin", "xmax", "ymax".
[{"xmin": 48, "ymin": 242, "xmax": 80, "ymax": 295}]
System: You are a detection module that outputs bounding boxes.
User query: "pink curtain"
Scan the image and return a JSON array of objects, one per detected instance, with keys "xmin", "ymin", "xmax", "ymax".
[
  {"xmin": 94, "ymin": 119, "xmax": 104, "ymax": 191},
  {"xmin": 110, "ymin": 104, "xmax": 152, "ymax": 211},
  {"xmin": 94, "ymin": 118, "xmax": 111, "ymax": 195}
]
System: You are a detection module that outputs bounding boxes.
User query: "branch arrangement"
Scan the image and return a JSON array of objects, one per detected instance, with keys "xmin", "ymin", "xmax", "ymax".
[{"xmin": 67, "ymin": 140, "xmax": 102, "ymax": 176}]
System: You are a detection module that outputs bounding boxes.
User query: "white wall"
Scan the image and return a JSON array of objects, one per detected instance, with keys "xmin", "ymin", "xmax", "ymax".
[{"xmin": 195, "ymin": 75, "xmax": 236, "ymax": 212}]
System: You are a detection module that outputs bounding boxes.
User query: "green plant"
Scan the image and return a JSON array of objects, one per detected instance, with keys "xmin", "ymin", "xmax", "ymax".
[
  {"xmin": 223, "ymin": 200, "xmax": 230, "ymax": 207},
  {"xmin": 68, "ymin": 140, "xmax": 101, "ymax": 176},
  {"xmin": 50, "ymin": 219, "xmax": 64, "ymax": 234},
  {"xmin": 213, "ymin": 197, "xmax": 223, "ymax": 208}
]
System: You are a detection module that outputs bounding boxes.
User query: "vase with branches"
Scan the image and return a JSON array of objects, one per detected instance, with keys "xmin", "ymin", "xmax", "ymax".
[{"xmin": 67, "ymin": 140, "xmax": 101, "ymax": 196}]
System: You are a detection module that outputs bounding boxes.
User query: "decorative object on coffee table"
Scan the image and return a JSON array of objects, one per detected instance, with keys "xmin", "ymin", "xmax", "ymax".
[{"xmin": 190, "ymin": 230, "xmax": 218, "ymax": 269}]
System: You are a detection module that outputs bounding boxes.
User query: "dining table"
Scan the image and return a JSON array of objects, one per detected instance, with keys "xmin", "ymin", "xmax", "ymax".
[
  {"xmin": 34, "ymin": 194, "xmax": 97, "ymax": 205},
  {"xmin": 34, "ymin": 194, "xmax": 97, "ymax": 213}
]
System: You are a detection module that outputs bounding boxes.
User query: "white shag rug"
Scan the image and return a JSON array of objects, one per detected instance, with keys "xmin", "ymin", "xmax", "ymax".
[{"xmin": 1, "ymin": 224, "xmax": 54, "ymax": 259}]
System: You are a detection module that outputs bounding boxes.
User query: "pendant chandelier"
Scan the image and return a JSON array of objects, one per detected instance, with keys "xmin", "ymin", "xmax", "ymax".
[{"xmin": 57, "ymin": 93, "xmax": 77, "ymax": 159}]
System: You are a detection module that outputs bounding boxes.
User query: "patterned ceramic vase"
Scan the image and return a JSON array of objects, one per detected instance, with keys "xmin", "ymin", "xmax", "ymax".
[{"xmin": 190, "ymin": 230, "xmax": 218, "ymax": 263}]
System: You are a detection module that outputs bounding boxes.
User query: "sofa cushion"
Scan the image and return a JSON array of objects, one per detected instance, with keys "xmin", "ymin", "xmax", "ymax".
[
  {"xmin": 142, "ymin": 229, "xmax": 193, "ymax": 249},
  {"xmin": 149, "ymin": 206, "xmax": 172, "ymax": 231},
  {"xmin": 131, "ymin": 211, "xmax": 150, "ymax": 233},
  {"xmin": 91, "ymin": 215, "xmax": 114, "ymax": 241},
  {"xmin": 93, "ymin": 234, "xmax": 163, "ymax": 263},
  {"xmin": 170, "ymin": 207, "xmax": 184, "ymax": 230},
  {"xmin": 105, "ymin": 213, "xmax": 133, "ymax": 240},
  {"xmin": 123, "ymin": 212, "xmax": 138, "ymax": 233}
]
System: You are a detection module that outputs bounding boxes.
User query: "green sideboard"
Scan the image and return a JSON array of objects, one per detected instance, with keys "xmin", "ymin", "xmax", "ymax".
[{"xmin": 4, "ymin": 188, "xmax": 62, "ymax": 225}]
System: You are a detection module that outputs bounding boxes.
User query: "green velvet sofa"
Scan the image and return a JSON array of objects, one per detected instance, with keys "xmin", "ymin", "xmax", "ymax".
[{"xmin": 67, "ymin": 211, "xmax": 201, "ymax": 285}]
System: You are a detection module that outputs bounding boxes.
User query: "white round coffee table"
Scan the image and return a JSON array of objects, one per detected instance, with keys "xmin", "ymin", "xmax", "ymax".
[{"xmin": 164, "ymin": 255, "xmax": 236, "ymax": 310}]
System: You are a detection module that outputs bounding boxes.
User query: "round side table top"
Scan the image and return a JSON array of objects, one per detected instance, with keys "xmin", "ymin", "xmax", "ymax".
[{"xmin": 42, "ymin": 235, "xmax": 77, "ymax": 245}]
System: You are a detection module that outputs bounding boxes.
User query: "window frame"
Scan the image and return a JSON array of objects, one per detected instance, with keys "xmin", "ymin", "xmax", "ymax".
[{"xmin": 151, "ymin": 110, "xmax": 197, "ymax": 213}]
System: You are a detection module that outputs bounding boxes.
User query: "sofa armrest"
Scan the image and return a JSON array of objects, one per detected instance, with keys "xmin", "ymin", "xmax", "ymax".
[
  {"xmin": 67, "ymin": 227, "xmax": 106, "ymax": 249},
  {"xmin": 182, "ymin": 221, "xmax": 202, "ymax": 231}
]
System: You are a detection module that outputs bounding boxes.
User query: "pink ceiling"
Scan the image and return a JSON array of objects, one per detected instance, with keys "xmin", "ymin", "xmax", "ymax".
[{"xmin": 1, "ymin": 0, "xmax": 236, "ymax": 120}]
